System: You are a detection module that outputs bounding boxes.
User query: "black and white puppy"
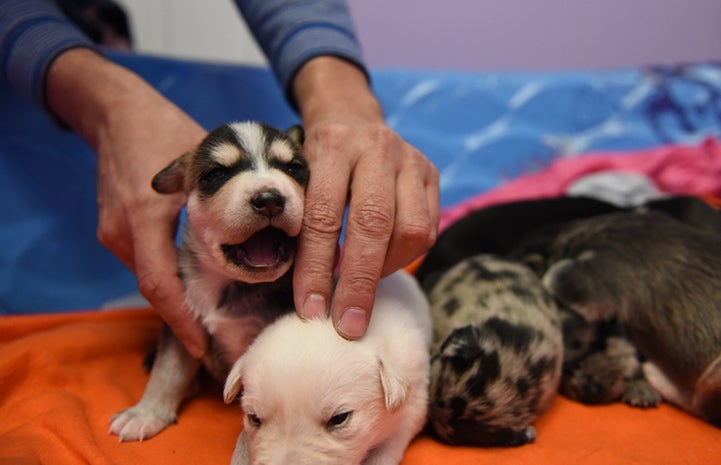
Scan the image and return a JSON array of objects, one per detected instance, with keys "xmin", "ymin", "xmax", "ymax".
[{"xmin": 109, "ymin": 121, "xmax": 309, "ymax": 441}]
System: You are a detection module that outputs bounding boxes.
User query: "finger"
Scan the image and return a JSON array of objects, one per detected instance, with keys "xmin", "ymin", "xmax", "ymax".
[
  {"xmin": 293, "ymin": 158, "xmax": 348, "ymax": 321},
  {"xmin": 132, "ymin": 208, "xmax": 207, "ymax": 358},
  {"xmin": 382, "ymin": 155, "xmax": 440, "ymax": 276},
  {"xmin": 331, "ymin": 157, "xmax": 396, "ymax": 339}
]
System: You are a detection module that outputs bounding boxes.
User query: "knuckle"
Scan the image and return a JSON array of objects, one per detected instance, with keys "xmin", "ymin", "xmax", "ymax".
[
  {"xmin": 342, "ymin": 273, "xmax": 379, "ymax": 303},
  {"xmin": 348, "ymin": 198, "xmax": 394, "ymax": 238},
  {"xmin": 400, "ymin": 220, "xmax": 437, "ymax": 251},
  {"xmin": 372, "ymin": 124, "xmax": 396, "ymax": 143},
  {"xmin": 425, "ymin": 226, "xmax": 438, "ymax": 249},
  {"xmin": 303, "ymin": 201, "xmax": 344, "ymax": 236},
  {"xmin": 96, "ymin": 223, "xmax": 116, "ymax": 247},
  {"xmin": 136, "ymin": 269, "xmax": 168, "ymax": 304},
  {"xmin": 308, "ymin": 122, "xmax": 352, "ymax": 148},
  {"xmin": 366, "ymin": 125, "xmax": 398, "ymax": 156}
]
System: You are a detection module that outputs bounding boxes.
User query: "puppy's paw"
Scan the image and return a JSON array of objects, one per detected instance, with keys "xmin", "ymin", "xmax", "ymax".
[
  {"xmin": 507, "ymin": 426, "xmax": 536, "ymax": 446},
  {"xmin": 621, "ymin": 379, "xmax": 662, "ymax": 408},
  {"xmin": 108, "ymin": 406, "xmax": 177, "ymax": 442}
]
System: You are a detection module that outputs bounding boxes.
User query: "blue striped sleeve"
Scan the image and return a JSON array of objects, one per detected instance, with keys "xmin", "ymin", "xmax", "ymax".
[
  {"xmin": 0, "ymin": 0, "xmax": 97, "ymax": 108},
  {"xmin": 234, "ymin": 0, "xmax": 368, "ymax": 94}
]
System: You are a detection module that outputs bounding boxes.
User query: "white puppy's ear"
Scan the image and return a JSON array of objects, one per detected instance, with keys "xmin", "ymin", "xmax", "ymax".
[
  {"xmin": 151, "ymin": 151, "xmax": 193, "ymax": 194},
  {"xmin": 224, "ymin": 355, "xmax": 245, "ymax": 404},
  {"xmin": 378, "ymin": 358, "xmax": 408, "ymax": 412}
]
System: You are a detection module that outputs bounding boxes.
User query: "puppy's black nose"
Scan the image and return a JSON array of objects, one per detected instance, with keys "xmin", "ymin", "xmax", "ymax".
[{"xmin": 251, "ymin": 189, "xmax": 285, "ymax": 217}]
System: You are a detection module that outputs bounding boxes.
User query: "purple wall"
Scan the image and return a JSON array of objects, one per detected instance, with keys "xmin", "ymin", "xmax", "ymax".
[{"xmin": 348, "ymin": 0, "xmax": 721, "ymax": 71}]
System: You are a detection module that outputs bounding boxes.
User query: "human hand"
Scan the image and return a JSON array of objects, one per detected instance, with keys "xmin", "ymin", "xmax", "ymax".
[
  {"xmin": 46, "ymin": 49, "xmax": 208, "ymax": 358},
  {"xmin": 292, "ymin": 57, "xmax": 440, "ymax": 339}
]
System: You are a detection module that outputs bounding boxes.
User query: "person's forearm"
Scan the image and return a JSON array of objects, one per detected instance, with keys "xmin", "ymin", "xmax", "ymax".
[
  {"xmin": 292, "ymin": 56, "xmax": 383, "ymax": 125},
  {"xmin": 45, "ymin": 48, "xmax": 158, "ymax": 148}
]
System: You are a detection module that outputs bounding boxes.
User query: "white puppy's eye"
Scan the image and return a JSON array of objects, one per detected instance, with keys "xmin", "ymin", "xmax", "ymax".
[
  {"xmin": 246, "ymin": 413, "xmax": 262, "ymax": 428},
  {"xmin": 326, "ymin": 411, "xmax": 352, "ymax": 429}
]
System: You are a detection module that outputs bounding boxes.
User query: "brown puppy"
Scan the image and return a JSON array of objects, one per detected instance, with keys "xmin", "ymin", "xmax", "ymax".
[
  {"xmin": 109, "ymin": 121, "xmax": 308, "ymax": 441},
  {"xmin": 538, "ymin": 209, "xmax": 721, "ymax": 426}
]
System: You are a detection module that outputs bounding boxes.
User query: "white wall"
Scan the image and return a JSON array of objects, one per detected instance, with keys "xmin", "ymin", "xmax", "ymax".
[
  {"xmin": 116, "ymin": 0, "xmax": 267, "ymax": 66},
  {"xmin": 116, "ymin": 0, "xmax": 721, "ymax": 70}
]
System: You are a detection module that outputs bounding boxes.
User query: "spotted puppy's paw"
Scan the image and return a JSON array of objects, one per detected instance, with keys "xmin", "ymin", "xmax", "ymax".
[
  {"xmin": 108, "ymin": 405, "xmax": 177, "ymax": 442},
  {"xmin": 621, "ymin": 378, "xmax": 662, "ymax": 408}
]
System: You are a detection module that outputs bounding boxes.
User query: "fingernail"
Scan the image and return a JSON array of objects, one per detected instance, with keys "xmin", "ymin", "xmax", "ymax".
[
  {"xmin": 337, "ymin": 308, "xmax": 369, "ymax": 339},
  {"xmin": 301, "ymin": 294, "xmax": 327, "ymax": 319}
]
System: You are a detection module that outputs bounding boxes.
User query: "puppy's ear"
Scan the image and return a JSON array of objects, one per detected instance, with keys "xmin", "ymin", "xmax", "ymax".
[
  {"xmin": 224, "ymin": 354, "xmax": 245, "ymax": 404},
  {"xmin": 285, "ymin": 125, "xmax": 304, "ymax": 146},
  {"xmin": 377, "ymin": 358, "xmax": 408, "ymax": 412},
  {"xmin": 151, "ymin": 151, "xmax": 193, "ymax": 194},
  {"xmin": 439, "ymin": 325, "xmax": 482, "ymax": 361}
]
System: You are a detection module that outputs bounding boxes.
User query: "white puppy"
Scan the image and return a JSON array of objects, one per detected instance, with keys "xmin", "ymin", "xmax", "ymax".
[{"xmin": 223, "ymin": 271, "xmax": 432, "ymax": 465}]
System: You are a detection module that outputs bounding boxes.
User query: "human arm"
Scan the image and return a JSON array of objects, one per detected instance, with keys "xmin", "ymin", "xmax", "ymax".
[
  {"xmin": 1, "ymin": 0, "xmax": 208, "ymax": 357},
  {"xmin": 45, "ymin": 48, "xmax": 208, "ymax": 357},
  {"xmin": 235, "ymin": 0, "xmax": 440, "ymax": 338},
  {"xmin": 292, "ymin": 56, "xmax": 440, "ymax": 339}
]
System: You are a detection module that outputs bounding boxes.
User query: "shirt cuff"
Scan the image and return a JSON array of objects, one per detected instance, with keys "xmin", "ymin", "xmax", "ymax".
[
  {"xmin": 271, "ymin": 22, "xmax": 368, "ymax": 103},
  {"xmin": 1, "ymin": 13, "xmax": 96, "ymax": 109}
]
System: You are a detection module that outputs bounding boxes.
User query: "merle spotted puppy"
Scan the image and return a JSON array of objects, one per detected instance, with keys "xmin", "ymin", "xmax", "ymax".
[{"xmin": 424, "ymin": 254, "xmax": 563, "ymax": 447}]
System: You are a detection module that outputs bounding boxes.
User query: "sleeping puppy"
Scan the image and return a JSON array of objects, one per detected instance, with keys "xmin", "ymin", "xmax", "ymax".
[
  {"xmin": 417, "ymin": 195, "xmax": 721, "ymax": 412},
  {"xmin": 109, "ymin": 121, "xmax": 308, "ymax": 441},
  {"xmin": 424, "ymin": 254, "xmax": 563, "ymax": 447},
  {"xmin": 416, "ymin": 195, "xmax": 721, "ymax": 286},
  {"xmin": 558, "ymin": 310, "xmax": 661, "ymax": 408},
  {"xmin": 414, "ymin": 196, "xmax": 622, "ymax": 286},
  {"xmin": 537, "ymin": 209, "xmax": 721, "ymax": 426},
  {"xmin": 223, "ymin": 270, "xmax": 432, "ymax": 465}
]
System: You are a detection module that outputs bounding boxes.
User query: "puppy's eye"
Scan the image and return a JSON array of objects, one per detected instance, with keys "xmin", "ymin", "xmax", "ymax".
[
  {"xmin": 282, "ymin": 159, "xmax": 309, "ymax": 183},
  {"xmin": 199, "ymin": 166, "xmax": 230, "ymax": 192},
  {"xmin": 326, "ymin": 411, "xmax": 352, "ymax": 429},
  {"xmin": 285, "ymin": 159, "xmax": 305, "ymax": 171},
  {"xmin": 246, "ymin": 413, "xmax": 262, "ymax": 428}
]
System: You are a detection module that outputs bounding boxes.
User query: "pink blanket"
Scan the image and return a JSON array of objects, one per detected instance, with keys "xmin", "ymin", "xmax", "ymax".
[{"xmin": 439, "ymin": 138, "xmax": 721, "ymax": 231}]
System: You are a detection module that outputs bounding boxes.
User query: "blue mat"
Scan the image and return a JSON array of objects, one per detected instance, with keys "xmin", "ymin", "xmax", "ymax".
[{"xmin": 1, "ymin": 52, "xmax": 720, "ymax": 313}]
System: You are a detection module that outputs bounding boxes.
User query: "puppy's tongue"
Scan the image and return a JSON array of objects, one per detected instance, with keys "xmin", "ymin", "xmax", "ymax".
[{"xmin": 237, "ymin": 228, "xmax": 289, "ymax": 267}]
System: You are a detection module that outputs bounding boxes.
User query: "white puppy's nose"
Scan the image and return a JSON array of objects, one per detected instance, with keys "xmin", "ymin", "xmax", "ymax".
[{"xmin": 252, "ymin": 189, "xmax": 285, "ymax": 217}]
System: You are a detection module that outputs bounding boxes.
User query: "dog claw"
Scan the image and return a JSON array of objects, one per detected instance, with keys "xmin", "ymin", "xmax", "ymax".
[{"xmin": 109, "ymin": 406, "xmax": 175, "ymax": 442}]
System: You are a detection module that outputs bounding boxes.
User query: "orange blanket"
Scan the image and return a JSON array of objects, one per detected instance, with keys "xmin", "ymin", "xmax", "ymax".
[{"xmin": 1, "ymin": 308, "xmax": 719, "ymax": 464}]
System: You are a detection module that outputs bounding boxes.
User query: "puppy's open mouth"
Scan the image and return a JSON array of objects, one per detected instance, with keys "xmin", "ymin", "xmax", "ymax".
[{"xmin": 221, "ymin": 227, "xmax": 295, "ymax": 268}]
